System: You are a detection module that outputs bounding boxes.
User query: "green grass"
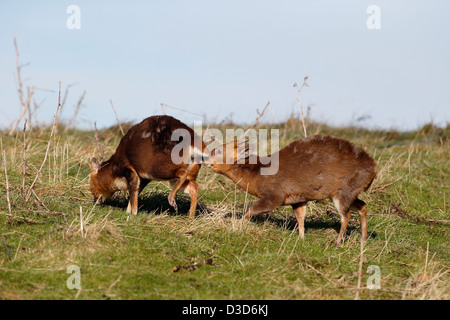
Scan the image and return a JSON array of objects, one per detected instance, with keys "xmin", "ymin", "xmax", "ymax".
[{"xmin": 0, "ymin": 121, "xmax": 449, "ymax": 300}]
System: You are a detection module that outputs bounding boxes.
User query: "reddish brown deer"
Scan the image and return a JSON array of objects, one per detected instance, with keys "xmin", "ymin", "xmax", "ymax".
[
  {"xmin": 205, "ymin": 135, "xmax": 377, "ymax": 244},
  {"xmin": 88, "ymin": 115, "xmax": 207, "ymax": 217}
]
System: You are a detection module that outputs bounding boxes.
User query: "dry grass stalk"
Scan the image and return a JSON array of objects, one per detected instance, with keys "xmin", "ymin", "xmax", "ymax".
[
  {"xmin": 57, "ymin": 82, "xmax": 77, "ymax": 128},
  {"xmin": 249, "ymin": 101, "xmax": 270, "ymax": 129},
  {"xmin": 293, "ymin": 76, "xmax": 309, "ymax": 138},
  {"xmin": 109, "ymin": 99, "xmax": 124, "ymax": 136},
  {"xmin": 105, "ymin": 275, "xmax": 122, "ymax": 298},
  {"xmin": 354, "ymin": 239, "xmax": 366, "ymax": 300},
  {"xmin": 65, "ymin": 90, "xmax": 86, "ymax": 131},
  {"xmin": 13, "ymin": 235, "xmax": 25, "ymax": 260},
  {"xmin": 234, "ymin": 101, "xmax": 271, "ymax": 141},
  {"xmin": 9, "ymin": 38, "xmax": 35, "ymax": 135},
  {"xmin": 80, "ymin": 206, "xmax": 85, "ymax": 238},
  {"xmin": 93, "ymin": 121, "xmax": 105, "ymax": 160},
  {"xmin": 424, "ymin": 242, "xmax": 430, "ymax": 277},
  {"xmin": 160, "ymin": 103, "xmax": 203, "ymax": 117},
  {"xmin": 1, "ymin": 137, "xmax": 13, "ymax": 216},
  {"xmin": 21, "ymin": 120, "xmax": 27, "ymax": 199},
  {"xmin": 32, "ymin": 98, "xmax": 42, "ymax": 128},
  {"xmin": 60, "ymin": 83, "xmax": 77, "ymax": 109},
  {"xmin": 25, "ymin": 81, "xmax": 62, "ymax": 202},
  {"xmin": 31, "ymin": 188, "xmax": 50, "ymax": 212}
]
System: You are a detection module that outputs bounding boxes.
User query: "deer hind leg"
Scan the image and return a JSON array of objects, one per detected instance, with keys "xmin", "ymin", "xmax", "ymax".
[
  {"xmin": 243, "ymin": 195, "xmax": 283, "ymax": 220},
  {"xmin": 332, "ymin": 196, "xmax": 352, "ymax": 245},
  {"xmin": 350, "ymin": 198, "xmax": 368, "ymax": 242},
  {"xmin": 292, "ymin": 202, "xmax": 307, "ymax": 238}
]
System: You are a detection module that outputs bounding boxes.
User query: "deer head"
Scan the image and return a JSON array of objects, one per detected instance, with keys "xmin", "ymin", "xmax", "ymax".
[{"xmin": 88, "ymin": 158, "xmax": 115, "ymax": 204}]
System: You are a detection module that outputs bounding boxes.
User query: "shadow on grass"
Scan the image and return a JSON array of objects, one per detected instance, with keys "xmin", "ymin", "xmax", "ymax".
[
  {"xmin": 103, "ymin": 191, "xmax": 208, "ymax": 217},
  {"xmin": 223, "ymin": 211, "xmax": 377, "ymax": 240}
]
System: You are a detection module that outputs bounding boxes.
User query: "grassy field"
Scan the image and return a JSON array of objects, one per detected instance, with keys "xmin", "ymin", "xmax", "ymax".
[{"xmin": 0, "ymin": 118, "xmax": 448, "ymax": 300}]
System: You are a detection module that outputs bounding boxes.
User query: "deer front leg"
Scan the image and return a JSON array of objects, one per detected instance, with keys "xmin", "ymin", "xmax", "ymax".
[
  {"xmin": 125, "ymin": 168, "xmax": 141, "ymax": 215},
  {"xmin": 168, "ymin": 168, "xmax": 188, "ymax": 212},
  {"xmin": 292, "ymin": 202, "xmax": 307, "ymax": 239},
  {"xmin": 127, "ymin": 200, "xmax": 132, "ymax": 213},
  {"xmin": 183, "ymin": 180, "xmax": 199, "ymax": 218},
  {"xmin": 127, "ymin": 179, "xmax": 150, "ymax": 214},
  {"xmin": 127, "ymin": 185, "xmax": 140, "ymax": 215}
]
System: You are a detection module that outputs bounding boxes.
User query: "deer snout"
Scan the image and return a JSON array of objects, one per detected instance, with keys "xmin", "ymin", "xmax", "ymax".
[{"xmin": 92, "ymin": 192, "xmax": 112, "ymax": 205}]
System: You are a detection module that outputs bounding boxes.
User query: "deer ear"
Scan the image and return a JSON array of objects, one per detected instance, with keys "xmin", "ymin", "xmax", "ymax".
[{"xmin": 89, "ymin": 158, "xmax": 99, "ymax": 174}]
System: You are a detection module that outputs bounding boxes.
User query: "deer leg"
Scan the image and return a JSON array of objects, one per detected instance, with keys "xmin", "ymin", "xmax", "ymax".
[
  {"xmin": 337, "ymin": 210, "xmax": 351, "ymax": 245},
  {"xmin": 127, "ymin": 200, "xmax": 132, "ymax": 213},
  {"xmin": 127, "ymin": 179, "xmax": 150, "ymax": 213},
  {"xmin": 351, "ymin": 198, "xmax": 368, "ymax": 242},
  {"xmin": 182, "ymin": 180, "xmax": 199, "ymax": 218},
  {"xmin": 168, "ymin": 168, "xmax": 188, "ymax": 212},
  {"xmin": 128, "ymin": 185, "xmax": 140, "ymax": 215},
  {"xmin": 333, "ymin": 196, "xmax": 351, "ymax": 245},
  {"xmin": 292, "ymin": 202, "xmax": 307, "ymax": 239},
  {"xmin": 243, "ymin": 196, "xmax": 283, "ymax": 220},
  {"xmin": 125, "ymin": 169, "xmax": 140, "ymax": 215}
]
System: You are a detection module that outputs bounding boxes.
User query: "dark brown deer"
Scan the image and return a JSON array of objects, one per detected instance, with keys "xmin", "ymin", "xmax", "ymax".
[
  {"xmin": 88, "ymin": 115, "xmax": 207, "ymax": 217},
  {"xmin": 205, "ymin": 135, "xmax": 377, "ymax": 244}
]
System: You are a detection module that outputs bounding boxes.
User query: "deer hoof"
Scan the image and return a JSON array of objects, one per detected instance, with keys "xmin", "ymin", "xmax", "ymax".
[{"xmin": 168, "ymin": 196, "xmax": 178, "ymax": 211}]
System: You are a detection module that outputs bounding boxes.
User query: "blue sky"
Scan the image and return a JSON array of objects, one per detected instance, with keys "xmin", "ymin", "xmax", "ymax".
[{"xmin": 1, "ymin": 1, "xmax": 449, "ymax": 130}]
